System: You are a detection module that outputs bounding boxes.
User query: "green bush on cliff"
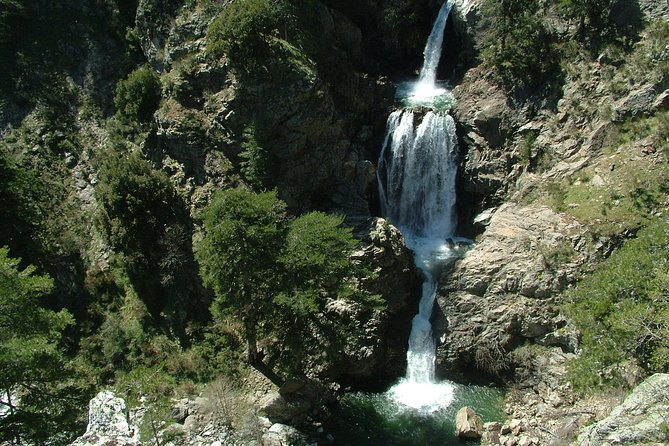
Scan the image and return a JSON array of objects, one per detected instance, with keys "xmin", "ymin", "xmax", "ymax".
[
  {"xmin": 557, "ymin": 0, "xmax": 615, "ymax": 36},
  {"xmin": 95, "ymin": 150, "xmax": 195, "ymax": 319},
  {"xmin": 206, "ymin": 0, "xmax": 291, "ymax": 63},
  {"xmin": 114, "ymin": 64, "xmax": 162, "ymax": 123},
  {"xmin": 566, "ymin": 219, "xmax": 669, "ymax": 392}
]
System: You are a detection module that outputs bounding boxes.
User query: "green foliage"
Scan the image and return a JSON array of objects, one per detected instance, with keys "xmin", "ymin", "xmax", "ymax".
[
  {"xmin": 566, "ymin": 220, "xmax": 669, "ymax": 392},
  {"xmin": 95, "ymin": 150, "xmax": 194, "ymax": 318},
  {"xmin": 481, "ymin": 0, "xmax": 560, "ymax": 92},
  {"xmin": 196, "ymin": 187, "xmax": 382, "ymax": 370},
  {"xmin": 206, "ymin": 0, "xmax": 289, "ymax": 63},
  {"xmin": 96, "ymin": 151, "xmax": 177, "ymax": 257},
  {"xmin": 0, "ymin": 247, "xmax": 88, "ymax": 445},
  {"xmin": 557, "ymin": 0, "xmax": 615, "ymax": 35},
  {"xmin": 0, "ymin": 0, "xmax": 23, "ymax": 43},
  {"xmin": 196, "ymin": 187, "xmax": 286, "ymax": 362},
  {"xmin": 114, "ymin": 64, "xmax": 162, "ymax": 123},
  {"xmin": 554, "ymin": 113, "xmax": 669, "ymax": 236},
  {"xmin": 239, "ymin": 125, "xmax": 273, "ymax": 190}
]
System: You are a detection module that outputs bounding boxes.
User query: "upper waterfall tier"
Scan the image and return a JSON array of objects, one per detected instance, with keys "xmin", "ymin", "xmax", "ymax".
[{"xmin": 418, "ymin": 0, "xmax": 455, "ymax": 87}]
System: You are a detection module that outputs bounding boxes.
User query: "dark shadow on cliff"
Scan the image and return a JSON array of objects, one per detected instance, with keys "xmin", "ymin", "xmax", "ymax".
[{"xmin": 580, "ymin": 0, "xmax": 644, "ymax": 57}]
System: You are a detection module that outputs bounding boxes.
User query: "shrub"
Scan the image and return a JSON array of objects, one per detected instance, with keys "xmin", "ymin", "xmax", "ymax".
[
  {"xmin": 566, "ymin": 219, "xmax": 669, "ymax": 392},
  {"xmin": 114, "ymin": 64, "xmax": 161, "ymax": 123},
  {"xmin": 206, "ymin": 0, "xmax": 289, "ymax": 63},
  {"xmin": 95, "ymin": 150, "xmax": 192, "ymax": 317},
  {"xmin": 557, "ymin": 0, "xmax": 615, "ymax": 36},
  {"xmin": 239, "ymin": 125, "xmax": 273, "ymax": 190},
  {"xmin": 481, "ymin": 0, "xmax": 560, "ymax": 92}
]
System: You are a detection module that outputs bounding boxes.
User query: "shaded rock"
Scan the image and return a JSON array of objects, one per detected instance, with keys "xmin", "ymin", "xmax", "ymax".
[
  {"xmin": 171, "ymin": 399, "xmax": 189, "ymax": 423},
  {"xmin": 301, "ymin": 217, "xmax": 420, "ymax": 383},
  {"xmin": 577, "ymin": 373, "xmax": 669, "ymax": 446},
  {"xmin": 653, "ymin": 89, "xmax": 669, "ymax": 112},
  {"xmin": 482, "ymin": 421, "xmax": 502, "ymax": 445},
  {"xmin": 613, "ymin": 84, "xmax": 658, "ymax": 122},
  {"xmin": 452, "ymin": 65, "xmax": 514, "ymax": 209},
  {"xmin": 258, "ymin": 392, "xmax": 311, "ymax": 424},
  {"xmin": 456, "ymin": 406, "xmax": 484, "ymax": 439}
]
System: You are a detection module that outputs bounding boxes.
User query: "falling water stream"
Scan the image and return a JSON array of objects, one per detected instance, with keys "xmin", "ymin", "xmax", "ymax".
[{"xmin": 325, "ymin": 2, "xmax": 503, "ymax": 443}]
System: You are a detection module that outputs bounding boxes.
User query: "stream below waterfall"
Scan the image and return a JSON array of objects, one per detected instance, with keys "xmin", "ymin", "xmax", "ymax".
[{"xmin": 325, "ymin": 1, "xmax": 504, "ymax": 443}]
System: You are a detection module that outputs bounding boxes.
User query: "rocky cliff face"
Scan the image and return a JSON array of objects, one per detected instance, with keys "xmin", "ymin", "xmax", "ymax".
[
  {"xmin": 431, "ymin": 0, "xmax": 669, "ymax": 383},
  {"xmin": 132, "ymin": 0, "xmax": 420, "ymax": 383}
]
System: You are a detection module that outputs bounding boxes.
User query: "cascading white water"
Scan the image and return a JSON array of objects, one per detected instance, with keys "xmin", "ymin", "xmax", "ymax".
[
  {"xmin": 377, "ymin": 0, "xmax": 461, "ymax": 413},
  {"xmin": 418, "ymin": 0, "xmax": 455, "ymax": 87}
]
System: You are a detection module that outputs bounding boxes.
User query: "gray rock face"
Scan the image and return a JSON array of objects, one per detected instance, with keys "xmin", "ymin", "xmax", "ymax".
[
  {"xmin": 452, "ymin": 66, "xmax": 515, "ymax": 209},
  {"xmin": 577, "ymin": 373, "xmax": 669, "ymax": 446},
  {"xmin": 70, "ymin": 391, "xmax": 140, "ymax": 446},
  {"xmin": 435, "ymin": 204, "xmax": 583, "ymax": 377},
  {"xmin": 261, "ymin": 423, "xmax": 306, "ymax": 446}
]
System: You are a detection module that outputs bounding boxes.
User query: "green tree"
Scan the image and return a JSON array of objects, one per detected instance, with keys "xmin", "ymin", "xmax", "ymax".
[
  {"xmin": 206, "ymin": 0, "xmax": 292, "ymax": 64},
  {"xmin": 196, "ymin": 187, "xmax": 286, "ymax": 364},
  {"xmin": 195, "ymin": 188, "xmax": 381, "ymax": 370},
  {"xmin": 0, "ymin": 0, "xmax": 23, "ymax": 44},
  {"xmin": 239, "ymin": 125, "xmax": 273, "ymax": 191},
  {"xmin": 278, "ymin": 211, "xmax": 362, "ymax": 315},
  {"xmin": 95, "ymin": 151, "xmax": 191, "ymax": 317},
  {"xmin": 0, "ymin": 247, "xmax": 83, "ymax": 444},
  {"xmin": 114, "ymin": 64, "xmax": 161, "ymax": 123}
]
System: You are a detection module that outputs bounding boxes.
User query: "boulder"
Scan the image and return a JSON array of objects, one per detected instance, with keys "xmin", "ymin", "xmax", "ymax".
[
  {"xmin": 577, "ymin": 373, "xmax": 669, "ymax": 446},
  {"xmin": 482, "ymin": 421, "xmax": 502, "ymax": 445},
  {"xmin": 258, "ymin": 392, "xmax": 311, "ymax": 424},
  {"xmin": 70, "ymin": 391, "xmax": 140, "ymax": 446},
  {"xmin": 455, "ymin": 406, "xmax": 484, "ymax": 439},
  {"xmin": 613, "ymin": 84, "xmax": 659, "ymax": 122},
  {"xmin": 262, "ymin": 423, "xmax": 306, "ymax": 446},
  {"xmin": 298, "ymin": 217, "xmax": 420, "ymax": 383}
]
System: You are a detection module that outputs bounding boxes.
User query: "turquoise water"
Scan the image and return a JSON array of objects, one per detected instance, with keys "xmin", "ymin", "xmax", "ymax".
[{"xmin": 325, "ymin": 382, "xmax": 504, "ymax": 445}]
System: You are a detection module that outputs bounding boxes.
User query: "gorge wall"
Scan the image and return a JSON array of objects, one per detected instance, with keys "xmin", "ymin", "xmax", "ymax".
[{"xmin": 2, "ymin": 0, "xmax": 669, "ymax": 443}]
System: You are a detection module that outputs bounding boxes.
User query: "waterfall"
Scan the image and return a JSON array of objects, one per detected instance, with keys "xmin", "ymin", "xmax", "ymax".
[
  {"xmin": 378, "ymin": 0, "xmax": 460, "ymax": 412},
  {"xmin": 418, "ymin": 0, "xmax": 455, "ymax": 87}
]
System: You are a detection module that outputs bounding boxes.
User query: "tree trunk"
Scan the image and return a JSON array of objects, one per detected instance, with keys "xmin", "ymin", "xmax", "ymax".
[{"xmin": 244, "ymin": 313, "xmax": 259, "ymax": 365}]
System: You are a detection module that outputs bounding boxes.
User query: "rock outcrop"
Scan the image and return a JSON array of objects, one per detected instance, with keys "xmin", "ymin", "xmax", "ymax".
[
  {"xmin": 453, "ymin": 65, "xmax": 515, "ymax": 213},
  {"xmin": 577, "ymin": 373, "xmax": 669, "ymax": 446},
  {"xmin": 434, "ymin": 203, "xmax": 583, "ymax": 379},
  {"xmin": 70, "ymin": 391, "xmax": 140, "ymax": 446},
  {"xmin": 304, "ymin": 217, "xmax": 421, "ymax": 383}
]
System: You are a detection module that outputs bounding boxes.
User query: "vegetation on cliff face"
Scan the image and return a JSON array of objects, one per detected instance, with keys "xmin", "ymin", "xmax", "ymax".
[
  {"xmin": 0, "ymin": 0, "xmax": 410, "ymax": 442},
  {"xmin": 566, "ymin": 220, "xmax": 669, "ymax": 391},
  {"xmin": 0, "ymin": 248, "xmax": 88, "ymax": 445},
  {"xmin": 197, "ymin": 187, "xmax": 383, "ymax": 372},
  {"xmin": 0, "ymin": 0, "xmax": 667, "ymax": 442}
]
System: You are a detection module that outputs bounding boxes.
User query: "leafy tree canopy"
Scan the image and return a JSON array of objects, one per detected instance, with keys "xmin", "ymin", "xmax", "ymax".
[
  {"xmin": 114, "ymin": 64, "xmax": 161, "ymax": 123},
  {"xmin": 206, "ymin": 0, "xmax": 291, "ymax": 63},
  {"xmin": 0, "ymin": 247, "xmax": 84, "ymax": 445},
  {"xmin": 195, "ymin": 187, "xmax": 382, "ymax": 370}
]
